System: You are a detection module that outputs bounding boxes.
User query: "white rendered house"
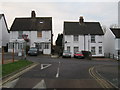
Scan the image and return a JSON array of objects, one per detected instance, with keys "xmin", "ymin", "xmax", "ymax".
[
  {"xmin": 0, "ymin": 14, "xmax": 9, "ymax": 50},
  {"xmin": 63, "ymin": 16, "xmax": 104, "ymax": 57},
  {"xmin": 104, "ymin": 28, "xmax": 120, "ymax": 60},
  {"xmin": 8, "ymin": 11, "xmax": 53, "ymax": 55}
]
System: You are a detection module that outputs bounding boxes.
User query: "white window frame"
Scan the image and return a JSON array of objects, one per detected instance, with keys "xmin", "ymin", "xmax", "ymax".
[
  {"xmin": 18, "ymin": 31, "xmax": 23, "ymax": 39},
  {"xmin": 44, "ymin": 43, "xmax": 49, "ymax": 49},
  {"xmin": 74, "ymin": 35, "xmax": 79, "ymax": 41},
  {"xmin": 67, "ymin": 46, "xmax": 70, "ymax": 52},
  {"xmin": 91, "ymin": 47, "xmax": 96, "ymax": 55},
  {"xmin": 74, "ymin": 47, "xmax": 79, "ymax": 53},
  {"xmin": 91, "ymin": 35, "xmax": 96, "ymax": 43},
  {"xmin": 99, "ymin": 46, "xmax": 102, "ymax": 54}
]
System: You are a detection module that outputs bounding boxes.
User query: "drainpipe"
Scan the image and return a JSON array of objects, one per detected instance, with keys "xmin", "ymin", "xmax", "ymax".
[{"xmin": 84, "ymin": 35, "xmax": 85, "ymax": 51}]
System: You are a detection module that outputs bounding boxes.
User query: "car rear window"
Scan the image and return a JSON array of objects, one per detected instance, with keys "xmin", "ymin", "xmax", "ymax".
[{"xmin": 75, "ymin": 52, "xmax": 82, "ymax": 54}]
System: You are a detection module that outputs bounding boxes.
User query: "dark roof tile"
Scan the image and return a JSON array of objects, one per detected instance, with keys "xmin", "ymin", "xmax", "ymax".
[
  {"xmin": 64, "ymin": 22, "xmax": 104, "ymax": 35},
  {"xmin": 110, "ymin": 28, "xmax": 120, "ymax": 38},
  {"xmin": 10, "ymin": 17, "xmax": 52, "ymax": 31}
]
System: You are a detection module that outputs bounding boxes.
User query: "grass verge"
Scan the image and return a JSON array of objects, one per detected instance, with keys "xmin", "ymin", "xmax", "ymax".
[{"xmin": 2, "ymin": 60, "xmax": 33, "ymax": 77}]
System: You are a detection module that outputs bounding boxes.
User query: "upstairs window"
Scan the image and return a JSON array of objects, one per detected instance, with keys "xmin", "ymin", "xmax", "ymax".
[
  {"xmin": 91, "ymin": 35, "xmax": 95, "ymax": 43},
  {"xmin": 74, "ymin": 35, "xmax": 79, "ymax": 41},
  {"xmin": 37, "ymin": 31, "xmax": 42, "ymax": 37},
  {"xmin": 18, "ymin": 31, "xmax": 23, "ymax": 39}
]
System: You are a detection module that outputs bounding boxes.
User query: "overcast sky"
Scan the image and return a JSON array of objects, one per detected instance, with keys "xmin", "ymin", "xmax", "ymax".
[{"xmin": 0, "ymin": 0, "xmax": 119, "ymax": 44}]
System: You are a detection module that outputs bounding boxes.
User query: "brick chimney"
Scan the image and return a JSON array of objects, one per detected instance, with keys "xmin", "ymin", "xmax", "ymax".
[
  {"xmin": 31, "ymin": 11, "xmax": 36, "ymax": 18},
  {"xmin": 79, "ymin": 16, "xmax": 84, "ymax": 24}
]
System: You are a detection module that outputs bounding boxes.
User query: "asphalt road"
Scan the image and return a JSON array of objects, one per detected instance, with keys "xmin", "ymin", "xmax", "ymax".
[{"xmin": 2, "ymin": 55, "xmax": 119, "ymax": 89}]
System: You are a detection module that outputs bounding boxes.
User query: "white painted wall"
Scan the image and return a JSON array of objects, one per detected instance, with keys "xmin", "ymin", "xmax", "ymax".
[
  {"xmin": 0, "ymin": 17, "xmax": 2, "ymax": 47},
  {"xmin": 118, "ymin": 39, "xmax": 120, "ymax": 49},
  {"xmin": 0, "ymin": 16, "xmax": 9, "ymax": 47},
  {"xmin": 9, "ymin": 30, "xmax": 52, "ymax": 54},
  {"xmin": 64, "ymin": 35, "xmax": 104, "ymax": 57},
  {"xmin": 104, "ymin": 28, "xmax": 116, "ymax": 56}
]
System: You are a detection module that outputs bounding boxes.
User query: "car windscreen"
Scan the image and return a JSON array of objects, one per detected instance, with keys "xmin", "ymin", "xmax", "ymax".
[
  {"xmin": 63, "ymin": 51, "xmax": 71, "ymax": 53},
  {"xmin": 30, "ymin": 49, "xmax": 37, "ymax": 51}
]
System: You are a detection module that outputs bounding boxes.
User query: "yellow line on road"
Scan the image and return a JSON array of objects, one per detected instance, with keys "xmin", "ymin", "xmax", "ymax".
[
  {"xmin": 89, "ymin": 66, "xmax": 113, "ymax": 88},
  {"xmin": 89, "ymin": 67, "xmax": 105, "ymax": 88}
]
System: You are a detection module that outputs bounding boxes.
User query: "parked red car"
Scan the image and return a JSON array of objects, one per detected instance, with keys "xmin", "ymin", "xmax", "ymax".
[{"xmin": 74, "ymin": 51, "xmax": 84, "ymax": 59}]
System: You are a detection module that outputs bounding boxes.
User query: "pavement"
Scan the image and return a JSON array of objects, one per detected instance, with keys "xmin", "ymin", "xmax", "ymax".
[{"xmin": 1, "ymin": 55, "xmax": 119, "ymax": 89}]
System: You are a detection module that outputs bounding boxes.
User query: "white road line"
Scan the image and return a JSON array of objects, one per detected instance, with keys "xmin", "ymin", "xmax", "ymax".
[
  {"xmin": 2, "ymin": 78, "xmax": 19, "ymax": 88},
  {"xmin": 33, "ymin": 79, "xmax": 46, "ymax": 89},
  {"xmin": 56, "ymin": 61, "xmax": 60, "ymax": 78},
  {"xmin": 56, "ymin": 68, "xmax": 60, "ymax": 78},
  {"xmin": 41, "ymin": 64, "xmax": 52, "ymax": 70}
]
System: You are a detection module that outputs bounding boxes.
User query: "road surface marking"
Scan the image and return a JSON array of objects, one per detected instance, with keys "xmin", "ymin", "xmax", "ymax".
[
  {"xmin": 89, "ymin": 66, "xmax": 114, "ymax": 88},
  {"xmin": 89, "ymin": 67, "xmax": 105, "ymax": 88},
  {"xmin": 41, "ymin": 64, "xmax": 52, "ymax": 70},
  {"xmin": 56, "ymin": 67, "xmax": 60, "ymax": 78},
  {"xmin": 56, "ymin": 61, "xmax": 60, "ymax": 78},
  {"xmin": 2, "ymin": 78, "xmax": 19, "ymax": 88},
  {"xmin": 89, "ymin": 67, "xmax": 110, "ymax": 88},
  {"xmin": 33, "ymin": 79, "xmax": 46, "ymax": 89}
]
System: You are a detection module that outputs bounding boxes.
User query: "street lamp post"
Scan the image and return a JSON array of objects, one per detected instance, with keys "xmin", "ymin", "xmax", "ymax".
[{"xmin": 88, "ymin": 34, "xmax": 90, "ymax": 51}]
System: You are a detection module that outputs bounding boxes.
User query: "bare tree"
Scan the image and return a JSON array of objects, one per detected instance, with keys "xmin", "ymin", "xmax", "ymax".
[{"xmin": 110, "ymin": 24, "xmax": 120, "ymax": 28}]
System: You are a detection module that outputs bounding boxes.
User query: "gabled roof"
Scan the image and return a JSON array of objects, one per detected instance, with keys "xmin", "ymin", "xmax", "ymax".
[
  {"xmin": 10, "ymin": 17, "xmax": 52, "ymax": 31},
  {"xmin": 0, "ymin": 14, "xmax": 9, "ymax": 33},
  {"xmin": 64, "ymin": 22, "xmax": 104, "ymax": 35},
  {"xmin": 110, "ymin": 28, "xmax": 120, "ymax": 38}
]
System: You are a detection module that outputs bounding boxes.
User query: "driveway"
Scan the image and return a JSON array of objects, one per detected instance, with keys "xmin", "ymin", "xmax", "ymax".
[{"xmin": 2, "ymin": 55, "xmax": 119, "ymax": 89}]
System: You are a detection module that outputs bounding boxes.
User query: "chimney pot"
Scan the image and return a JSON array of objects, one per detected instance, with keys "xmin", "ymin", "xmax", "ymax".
[
  {"xmin": 79, "ymin": 16, "xmax": 84, "ymax": 24},
  {"xmin": 31, "ymin": 11, "xmax": 36, "ymax": 18}
]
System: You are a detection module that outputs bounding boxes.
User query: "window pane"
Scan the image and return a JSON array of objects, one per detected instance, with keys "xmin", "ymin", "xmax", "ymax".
[
  {"xmin": 74, "ymin": 35, "xmax": 79, "ymax": 41},
  {"xmin": 74, "ymin": 47, "xmax": 79, "ymax": 53},
  {"xmin": 99, "ymin": 46, "xmax": 102, "ymax": 54},
  {"xmin": 10, "ymin": 42, "xmax": 13, "ymax": 49},
  {"xmin": 37, "ymin": 31, "xmax": 42, "ymax": 37},
  {"xmin": 39, "ymin": 43, "xmax": 42, "ymax": 49},
  {"xmin": 44, "ymin": 43, "xmax": 49, "ymax": 49},
  {"xmin": 91, "ymin": 35, "xmax": 95, "ymax": 43},
  {"xmin": 18, "ymin": 31, "xmax": 23, "ymax": 39},
  {"xmin": 91, "ymin": 47, "xmax": 96, "ymax": 55},
  {"xmin": 67, "ymin": 46, "xmax": 70, "ymax": 52}
]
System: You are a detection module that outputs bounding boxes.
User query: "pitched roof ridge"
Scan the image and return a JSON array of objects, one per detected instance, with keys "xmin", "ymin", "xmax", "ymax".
[
  {"xmin": 64, "ymin": 21, "xmax": 100, "ymax": 24},
  {"xmin": 15, "ymin": 17, "xmax": 52, "ymax": 19}
]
